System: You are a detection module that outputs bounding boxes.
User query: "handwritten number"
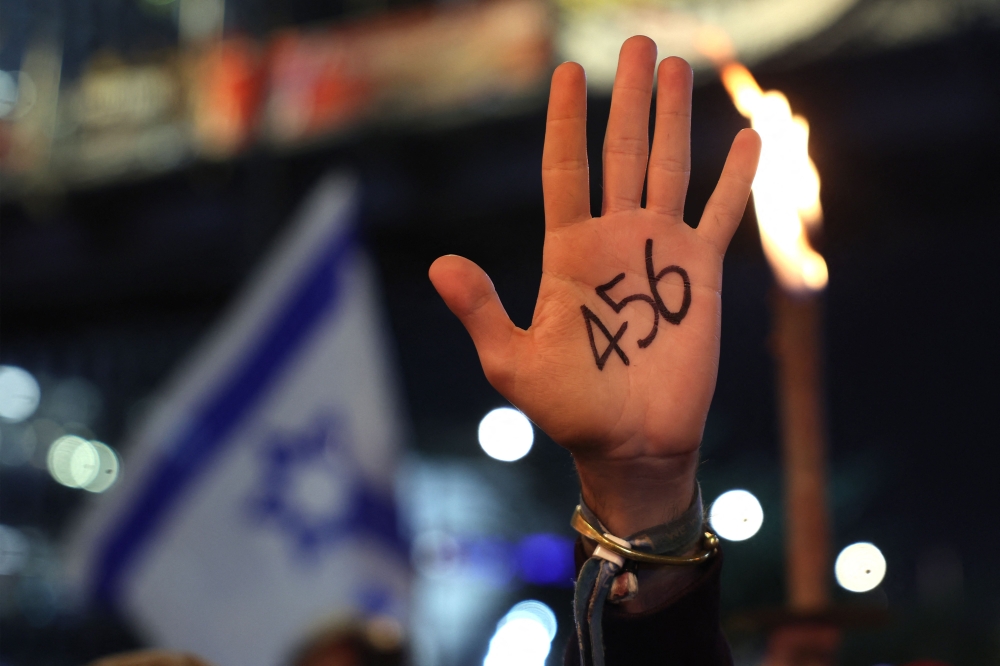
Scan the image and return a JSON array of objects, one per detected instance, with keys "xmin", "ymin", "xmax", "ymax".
[
  {"xmin": 595, "ymin": 274, "xmax": 659, "ymax": 347},
  {"xmin": 645, "ymin": 238, "xmax": 691, "ymax": 325},
  {"xmin": 582, "ymin": 306, "xmax": 629, "ymax": 370},
  {"xmin": 583, "ymin": 239, "xmax": 692, "ymax": 370}
]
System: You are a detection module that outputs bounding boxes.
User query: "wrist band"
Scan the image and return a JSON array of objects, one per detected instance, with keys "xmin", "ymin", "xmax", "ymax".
[
  {"xmin": 571, "ymin": 506, "xmax": 719, "ymax": 566},
  {"xmin": 571, "ymin": 487, "xmax": 717, "ymax": 666}
]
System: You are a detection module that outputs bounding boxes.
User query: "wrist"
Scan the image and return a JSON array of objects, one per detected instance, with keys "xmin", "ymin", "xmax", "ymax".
[{"xmin": 573, "ymin": 451, "xmax": 699, "ymax": 537}]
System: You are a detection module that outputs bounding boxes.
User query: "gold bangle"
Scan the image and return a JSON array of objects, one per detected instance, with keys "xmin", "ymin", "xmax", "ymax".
[{"xmin": 571, "ymin": 506, "xmax": 719, "ymax": 566}]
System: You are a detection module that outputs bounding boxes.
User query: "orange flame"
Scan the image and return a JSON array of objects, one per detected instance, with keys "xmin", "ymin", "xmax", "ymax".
[{"xmin": 700, "ymin": 29, "xmax": 828, "ymax": 293}]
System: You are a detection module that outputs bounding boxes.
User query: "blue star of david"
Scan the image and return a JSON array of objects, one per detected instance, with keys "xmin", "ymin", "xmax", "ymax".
[{"xmin": 247, "ymin": 415, "xmax": 406, "ymax": 561}]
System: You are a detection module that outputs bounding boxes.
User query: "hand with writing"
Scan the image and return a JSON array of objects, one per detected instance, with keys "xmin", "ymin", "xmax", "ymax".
[{"xmin": 429, "ymin": 37, "xmax": 760, "ymax": 536}]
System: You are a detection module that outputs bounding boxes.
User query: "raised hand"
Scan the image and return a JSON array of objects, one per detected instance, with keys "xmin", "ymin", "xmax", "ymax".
[{"xmin": 429, "ymin": 36, "xmax": 760, "ymax": 536}]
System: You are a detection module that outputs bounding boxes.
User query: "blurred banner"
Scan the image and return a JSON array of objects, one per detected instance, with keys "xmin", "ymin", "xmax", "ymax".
[
  {"xmin": 4, "ymin": 0, "xmax": 997, "ymax": 193},
  {"xmin": 0, "ymin": 0, "xmax": 551, "ymax": 192},
  {"xmin": 261, "ymin": 0, "xmax": 551, "ymax": 146},
  {"xmin": 65, "ymin": 175, "xmax": 410, "ymax": 666},
  {"xmin": 557, "ymin": 0, "xmax": 859, "ymax": 87}
]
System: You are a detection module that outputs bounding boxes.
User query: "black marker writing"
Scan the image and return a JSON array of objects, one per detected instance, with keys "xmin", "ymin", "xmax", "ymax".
[
  {"xmin": 644, "ymin": 239, "xmax": 691, "ymax": 326},
  {"xmin": 582, "ymin": 305, "xmax": 629, "ymax": 370},
  {"xmin": 595, "ymin": 273, "xmax": 659, "ymax": 347},
  {"xmin": 582, "ymin": 239, "xmax": 692, "ymax": 370}
]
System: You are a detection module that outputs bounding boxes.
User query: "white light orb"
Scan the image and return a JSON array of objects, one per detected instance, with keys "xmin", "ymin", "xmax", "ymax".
[
  {"xmin": 483, "ymin": 600, "xmax": 557, "ymax": 666},
  {"xmin": 0, "ymin": 366, "xmax": 41, "ymax": 424},
  {"xmin": 835, "ymin": 542, "xmax": 886, "ymax": 593},
  {"xmin": 47, "ymin": 435, "xmax": 100, "ymax": 488},
  {"xmin": 81, "ymin": 441, "xmax": 120, "ymax": 493},
  {"xmin": 478, "ymin": 408, "xmax": 534, "ymax": 462},
  {"xmin": 709, "ymin": 489, "xmax": 764, "ymax": 541}
]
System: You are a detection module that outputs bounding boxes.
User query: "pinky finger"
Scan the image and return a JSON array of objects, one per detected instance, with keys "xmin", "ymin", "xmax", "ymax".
[{"xmin": 697, "ymin": 129, "xmax": 761, "ymax": 253}]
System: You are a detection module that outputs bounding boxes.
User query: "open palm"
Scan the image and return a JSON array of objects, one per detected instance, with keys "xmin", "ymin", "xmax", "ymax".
[{"xmin": 430, "ymin": 37, "xmax": 760, "ymax": 530}]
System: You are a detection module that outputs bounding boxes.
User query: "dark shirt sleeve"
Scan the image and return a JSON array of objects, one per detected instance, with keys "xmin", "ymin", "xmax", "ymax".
[{"xmin": 565, "ymin": 540, "xmax": 733, "ymax": 666}]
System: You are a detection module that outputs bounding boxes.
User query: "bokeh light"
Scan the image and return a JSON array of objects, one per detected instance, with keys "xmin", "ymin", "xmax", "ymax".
[
  {"xmin": 478, "ymin": 408, "xmax": 533, "ymax": 462},
  {"xmin": 709, "ymin": 489, "xmax": 764, "ymax": 541},
  {"xmin": 835, "ymin": 542, "xmax": 886, "ymax": 593},
  {"xmin": 483, "ymin": 600, "xmax": 557, "ymax": 666},
  {"xmin": 516, "ymin": 534, "xmax": 575, "ymax": 587},
  {"xmin": 47, "ymin": 435, "xmax": 100, "ymax": 488},
  {"xmin": 0, "ymin": 366, "xmax": 41, "ymax": 424},
  {"xmin": 82, "ymin": 441, "xmax": 121, "ymax": 493}
]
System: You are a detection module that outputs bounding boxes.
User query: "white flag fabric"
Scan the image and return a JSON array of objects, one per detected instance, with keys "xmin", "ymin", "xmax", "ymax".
[{"xmin": 65, "ymin": 174, "xmax": 410, "ymax": 666}]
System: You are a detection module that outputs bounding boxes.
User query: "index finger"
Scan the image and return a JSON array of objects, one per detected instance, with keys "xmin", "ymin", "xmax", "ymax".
[{"xmin": 542, "ymin": 62, "xmax": 591, "ymax": 230}]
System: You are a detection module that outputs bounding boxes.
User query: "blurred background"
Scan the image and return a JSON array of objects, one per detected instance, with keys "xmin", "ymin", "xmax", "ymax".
[{"xmin": 1, "ymin": 0, "xmax": 999, "ymax": 664}]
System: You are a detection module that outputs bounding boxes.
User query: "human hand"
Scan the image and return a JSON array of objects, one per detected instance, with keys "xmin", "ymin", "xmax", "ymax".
[{"xmin": 429, "ymin": 36, "xmax": 760, "ymax": 536}]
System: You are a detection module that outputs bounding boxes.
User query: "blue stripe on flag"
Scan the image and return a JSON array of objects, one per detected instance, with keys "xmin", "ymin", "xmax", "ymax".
[{"xmin": 92, "ymin": 209, "xmax": 375, "ymax": 606}]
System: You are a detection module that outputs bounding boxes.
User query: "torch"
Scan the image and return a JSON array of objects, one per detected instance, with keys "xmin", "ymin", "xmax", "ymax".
[
  {"xmin": 700, "ymin": 29, "xmax": 838, "ymax": 666},
  {"xmin": 719, "ymin": 57, "xmax": 831, "ymax": 606}
]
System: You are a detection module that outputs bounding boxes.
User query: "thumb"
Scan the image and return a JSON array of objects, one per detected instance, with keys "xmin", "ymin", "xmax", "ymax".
[{"xmin": 429, "ymin": 255, "xmax": 519, "ymax": 392}]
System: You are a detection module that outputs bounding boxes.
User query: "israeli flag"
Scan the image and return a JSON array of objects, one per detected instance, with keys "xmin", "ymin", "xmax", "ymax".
[{"xmin": 65, "ymin": 175, "xmax": 410, "ymax": 666}]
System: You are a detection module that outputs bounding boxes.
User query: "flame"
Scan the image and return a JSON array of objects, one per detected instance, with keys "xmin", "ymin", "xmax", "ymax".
[{"xmin": 702, "ymin": 29, "xmax": 828, "ymax": 293}]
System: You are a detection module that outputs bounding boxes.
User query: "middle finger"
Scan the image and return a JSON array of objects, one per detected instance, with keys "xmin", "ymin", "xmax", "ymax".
[{"xmin": 601, "ymin": 36, "xmax": 657, "ymax": 215}]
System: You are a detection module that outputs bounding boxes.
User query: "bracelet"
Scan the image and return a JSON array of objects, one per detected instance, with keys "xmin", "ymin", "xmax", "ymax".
[
  {"xmin": 571, "ymin": 505, "xmax": 719, "ymax": 566},
  {"xmin": 571, "ymin": 491, "xmax": 715, "ymax": 666}
]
